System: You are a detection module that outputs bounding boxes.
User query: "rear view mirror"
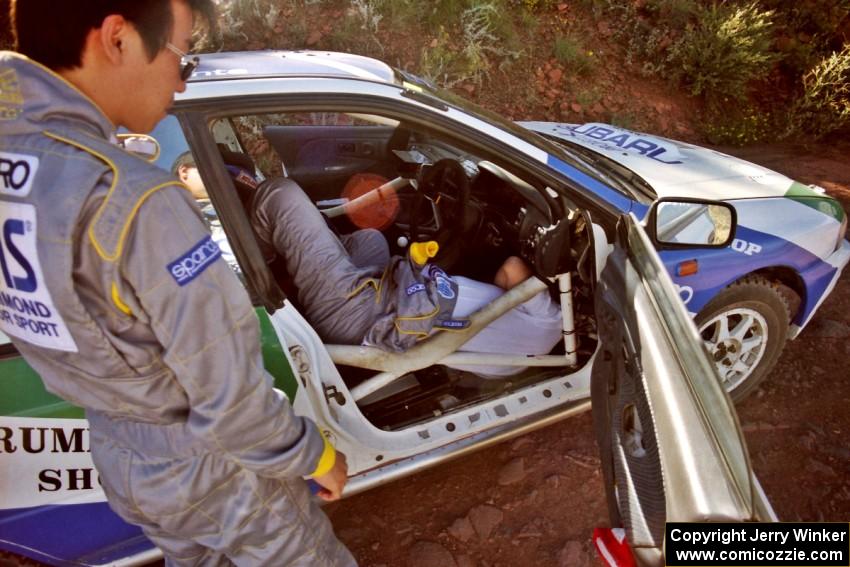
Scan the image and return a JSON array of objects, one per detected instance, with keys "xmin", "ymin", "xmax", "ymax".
[
  {"xmin": 648, "ymin": 198, "xmax": 737, "ymax": 248},
  {"xmin": 117, "ymin": 133, "xmax": 161, "ymax": 163}
]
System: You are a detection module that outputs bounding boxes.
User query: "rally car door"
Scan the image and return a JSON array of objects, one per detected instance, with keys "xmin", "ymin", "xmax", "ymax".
[{"xmin": 592, "ymin": 213, "xmax": 773, "ymax": 565}]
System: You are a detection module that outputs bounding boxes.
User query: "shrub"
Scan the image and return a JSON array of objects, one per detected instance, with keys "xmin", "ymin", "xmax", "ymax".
[
  {"xmin": 419, "ymin": 1, "xmax": 522, "ymax": 87},
  {"xmin": 702, "ymin": 104, "xmax": 775, "ymax": 146},
  {"xmin": 666, "ymin": 2, "xmax": 779, "ymax": 106},
  {"xmin": 213, "ymin": 0, "xmax": 283, "ymax": 49},
  {"xmin": 349, "ymin": 0, "xmax": 384, "ymax": 36},
  {"xmin": 512, "ymin": 0, "xmax": 557, "ymax": 12},
  {"xmin": 761, "ymin": 0, "xmax": 850, "ymax": 78},
  {"xmin": 553, "ymin": 34, "xmax": 595, "ymax": 76},
  {"xmin": 786, "ymin": 45, "xmax": 850, "ymax": 139}
]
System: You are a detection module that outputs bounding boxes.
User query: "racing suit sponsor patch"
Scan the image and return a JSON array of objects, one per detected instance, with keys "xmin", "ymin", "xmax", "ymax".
[
  {"xmin": 434, "ymin": 318, "xmax": 470, "ymax": 330},
  {"xmin": 0, "ymin": 151, "xmax": 39, "ymax": 197},
  {"xmin": 426, "ymin": 265, "xmax": 457, "ymax": 300},
  {"xmin": 435, "ymin": 276, "xmax": 455, "ymax": 299},
  {"xmin": 167, "ymin": 235, "xmax": 222, "ymax": 286},
  {"xmin": 0, "ymin": 202, "xmax": 78, "ymax": 351},
  {"xmin": 0, "ymin": 67, "xmax": 24, "ymax": 121},
  {"xmin": 406, "ymin": 282, "xmax": 426, "ymax": 295}
]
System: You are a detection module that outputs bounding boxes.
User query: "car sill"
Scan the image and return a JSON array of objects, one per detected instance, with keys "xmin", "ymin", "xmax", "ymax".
[{"xmin": 343, "ymin": 399, "xmax": 591, "ymax": 497}]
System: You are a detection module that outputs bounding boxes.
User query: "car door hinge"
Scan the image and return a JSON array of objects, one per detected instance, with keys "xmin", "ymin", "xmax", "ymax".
[{"xmin": 324, "ymin": 384, "xmax": 347, "ymax": 406}]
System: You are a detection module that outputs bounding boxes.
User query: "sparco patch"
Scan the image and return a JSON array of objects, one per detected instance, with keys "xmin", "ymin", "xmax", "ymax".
[
  {"xmin": 406, "ymin": 283, "xmax": 426, "ymax": 295},
  {"xmin": 167, "ymin": 235, "xmax": 222, "ymax": 286}
]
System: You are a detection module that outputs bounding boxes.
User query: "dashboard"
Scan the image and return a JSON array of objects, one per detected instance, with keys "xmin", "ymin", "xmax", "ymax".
[{"xmin": 391, "ymin": 139, "xmax": 578, "ymax": 278}]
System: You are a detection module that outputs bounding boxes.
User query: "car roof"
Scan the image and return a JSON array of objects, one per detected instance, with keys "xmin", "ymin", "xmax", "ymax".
[{"xmin": 187, "ymin": 50, "xmax": 397, "ymax": 84}]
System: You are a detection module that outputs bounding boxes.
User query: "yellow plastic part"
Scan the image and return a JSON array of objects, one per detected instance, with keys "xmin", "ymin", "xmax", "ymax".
[{"xmin": 409, "ymin": 241, "xmax": 439, "ymax": 266}]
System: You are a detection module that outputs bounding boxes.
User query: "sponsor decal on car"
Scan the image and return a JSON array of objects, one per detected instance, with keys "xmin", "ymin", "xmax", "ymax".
[
  {"xmin": 0, "ymin": 417, "xmax": 104, "ymax": 510},
  {"xmin": 191, "ymin": 68, "xmax": 250, "ymax": 78},
  {"xmin": 675, "ymin": 284, "xmax": 694, "ymax": 305},
  {"xmin": 566, "ymin": 123, "xmax": 685, "ymax": 164},
  {"xmin": 731, "ymin": 238, "xmax": 763, "ymax": 256}
]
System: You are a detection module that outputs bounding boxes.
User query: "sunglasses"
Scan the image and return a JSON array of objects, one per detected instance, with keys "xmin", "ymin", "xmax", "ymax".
[{"xmin": 166, "ymin": 42, "xmax": 199, "ymax": 81}]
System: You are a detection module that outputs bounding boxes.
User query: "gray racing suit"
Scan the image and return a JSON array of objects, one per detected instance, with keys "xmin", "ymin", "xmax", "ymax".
[
  {"xmin": 0, "ymin": 52, "xmax": 355, "ymax": 566},
  {"xmin": 250, "ymin": 177, "xmax": 462, "ymax": 351}
]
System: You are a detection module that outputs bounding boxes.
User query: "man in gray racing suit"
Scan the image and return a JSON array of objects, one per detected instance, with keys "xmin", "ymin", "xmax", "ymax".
[
  {"xmin": 249, "ymin": 175, "xmax": 563, "ymax": 367},
  {"xmin": 1, "ymin": 1, "xmax": 354, "ymax": 565}
]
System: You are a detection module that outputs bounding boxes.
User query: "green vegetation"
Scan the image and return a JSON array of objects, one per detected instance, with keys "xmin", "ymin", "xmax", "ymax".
[
  {"xmin": 666, "ymin": 3, "xmax": 778, "ymax": 104},
  {"xmin": 208, "ymin": 0, "xmax": 850, "ymax": 144},
  {"xmin": 702, "ymin": 104, "xmax": 776, "ymax": 145},
  {"xmin": 553, "ymin": 34, "xmax": 595, "ymax": 76},
  {"xmin": 786, "ymin": 44, "xmax": 850, "ymax": 139},
  {"xmin": 574, "ymin": 86, "xmax": 601, "ymax": 109},
  {"xmin": 590, "ymin": 0, "xmax": 850, "ymax": 142}
]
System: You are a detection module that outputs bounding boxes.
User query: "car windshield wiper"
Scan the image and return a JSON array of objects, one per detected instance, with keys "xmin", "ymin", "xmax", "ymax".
[{"xmin": 542, "ymin": 135, "xmax": 656, "ymax": 201}]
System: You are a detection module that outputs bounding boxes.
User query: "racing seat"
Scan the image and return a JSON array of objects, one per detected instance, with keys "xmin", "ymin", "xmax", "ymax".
[
  {"xmin": 218, "ymin": 145, "xmax": 306, "ymax": 313},
  {"xmin": 218, "ymin": 144, "xmax": 260, "ymax": 208}
]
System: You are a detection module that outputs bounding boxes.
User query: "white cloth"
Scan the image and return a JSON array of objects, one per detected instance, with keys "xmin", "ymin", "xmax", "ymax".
[{"xmin": 449, "ymin": 276, "xmax": 563, "ymax": 376}]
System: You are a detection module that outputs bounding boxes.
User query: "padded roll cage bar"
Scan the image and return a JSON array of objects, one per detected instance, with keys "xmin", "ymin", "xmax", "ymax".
[{"xmin": 325, "ymin": 273, "xmax": 579, "ymax": 402}]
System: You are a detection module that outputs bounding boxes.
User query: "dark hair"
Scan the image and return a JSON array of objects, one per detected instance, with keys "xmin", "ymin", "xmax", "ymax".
[
  {"xmin": 11, "ymin": 0, "xmax": 214, "ymax": 71},
  {"xmin": 171, "ymin": 150, "xmax": 196, "ymax": 175}
]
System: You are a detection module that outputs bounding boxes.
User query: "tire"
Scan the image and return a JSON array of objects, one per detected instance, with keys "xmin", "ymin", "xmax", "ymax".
[{"xmin": 694, "ymin": 275, "xmax": 794, "ymax": 402}]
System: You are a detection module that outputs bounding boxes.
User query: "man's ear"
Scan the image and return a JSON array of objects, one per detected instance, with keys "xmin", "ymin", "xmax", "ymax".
[
  {"xmin": 96, "ymin": 14, "xmax": 131, "ymax": 65},
  {"xmin": 176, "ymin": 164, "xmax": 190, "ymax": 183}
]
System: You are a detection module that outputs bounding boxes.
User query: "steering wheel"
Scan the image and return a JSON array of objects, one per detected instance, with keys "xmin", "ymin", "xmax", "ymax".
[{"xmin": 410, "ymin": 158, "xmax": 471, "ymax": 257}]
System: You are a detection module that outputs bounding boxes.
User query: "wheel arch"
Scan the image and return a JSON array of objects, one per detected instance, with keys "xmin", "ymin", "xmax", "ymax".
[{"xmin": 738, "ymin": 265, "xmax": 804, "ymax": 324}]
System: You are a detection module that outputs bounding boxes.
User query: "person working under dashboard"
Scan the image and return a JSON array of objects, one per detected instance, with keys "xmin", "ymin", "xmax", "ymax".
[{"xmin": 237, "ymin": 156, "xmax": 564, "ymax": 376}]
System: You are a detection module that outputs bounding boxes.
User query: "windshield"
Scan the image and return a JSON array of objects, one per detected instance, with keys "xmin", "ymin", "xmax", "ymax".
[
  {"xmin": 394, "ymin": 69, "xmax": 648, "ymax": 203},
  {"xmin": 542, "ymin": 134, "xmax": 656, "ymax": 201}
]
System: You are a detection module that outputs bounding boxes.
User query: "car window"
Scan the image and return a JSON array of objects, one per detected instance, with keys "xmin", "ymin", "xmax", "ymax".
[
  {"xmin": 148, "ymin": 115, "xmax": 245, "ymax": 279},
  {"xmin": 225, "ymin": 113, "xmax": 396, "ymax": 180},
  {"xmin": 149, "ymin": 115, "xmax": 190, "ymax": 174},
  {"xmin": 224, "ymin": 109, "xmax": 480, "ymax": 206}
]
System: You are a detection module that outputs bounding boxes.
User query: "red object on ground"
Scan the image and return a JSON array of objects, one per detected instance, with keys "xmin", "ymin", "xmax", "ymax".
[{"xmin": 593, "ymin": 527, "xmax": 637, "ymax": 567}]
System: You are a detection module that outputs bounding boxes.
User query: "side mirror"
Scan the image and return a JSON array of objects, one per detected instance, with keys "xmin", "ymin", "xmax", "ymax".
[
  {"xmin": 117, "ymin": 133, "xmax": 161, "ymax": 163},
  {"xmin": 647, "ymin": 198, "xmax": 737, "ymax": 249}
]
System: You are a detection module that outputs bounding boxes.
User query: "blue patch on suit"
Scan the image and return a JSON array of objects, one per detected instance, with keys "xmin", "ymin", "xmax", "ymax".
[
  {"xmin": 406, "ymin": 283, "xmax": 426, "ymax": 295},
  {"xmin": 427, "ymin": 265, "xmax": 447, "ymax": 279},
  {"xmin": 435, "ymin": 275, "xmax": 455, "ymax": 299},
  {"xmin": 167, "ymin": 235, "xmax": 222, "ymax": 286},
  {"xmin": 435, "ymin": 319, "xmax": 469, "ymax": 329},
  {"xmin": 426, "ymin": 265, "xmax": 456, "ymax": 299}
]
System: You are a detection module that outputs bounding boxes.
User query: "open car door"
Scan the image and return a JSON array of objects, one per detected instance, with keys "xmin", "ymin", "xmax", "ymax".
[{"xmin": 591, "ymin": 213, "xmax": 776, "ymax": 566}]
